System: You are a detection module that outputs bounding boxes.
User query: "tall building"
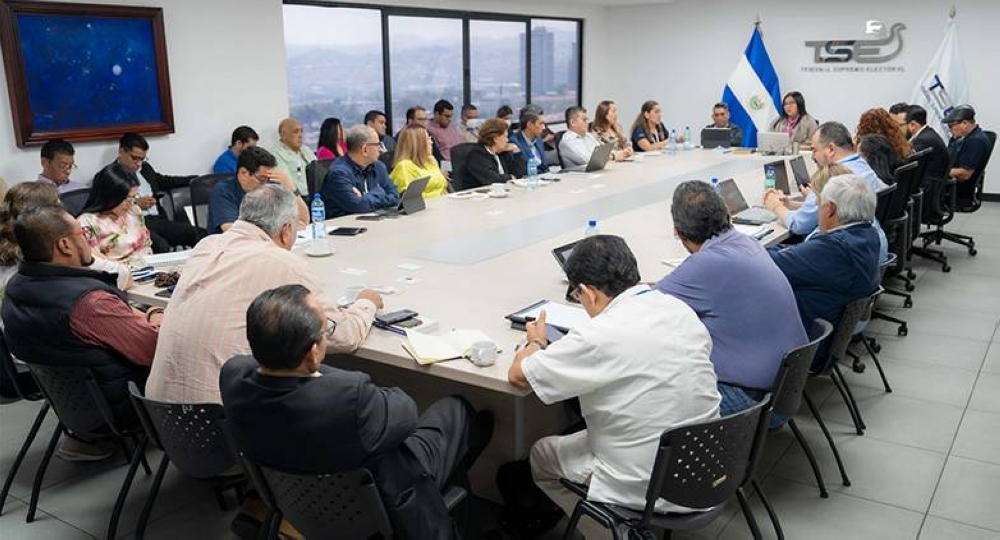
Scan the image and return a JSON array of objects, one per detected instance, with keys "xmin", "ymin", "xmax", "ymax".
[
  {"xmin": 520, "ymin": 26, "xmax": 556, "ymax": 96},
  {"xmin": 568, "ymin": 40, "xmax": 579, "ymax": 90}
]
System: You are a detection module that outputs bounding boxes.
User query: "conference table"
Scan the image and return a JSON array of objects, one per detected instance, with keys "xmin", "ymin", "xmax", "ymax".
[{"xmin": 130, "ymin": 147, "xmax": 800, "ymax": 498}]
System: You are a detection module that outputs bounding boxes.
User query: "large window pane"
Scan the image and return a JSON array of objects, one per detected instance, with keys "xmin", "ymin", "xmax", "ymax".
[
  {"xmin": 529, "ymin": 19, "xmax": 580, "ymax": 123},
  {"xmin": 388, "ymin": 16, "xmax": 463, "ymax": 133},
  {"xmin": 283, "ymin": 6, "xmax": 384, "ymax": 149},
  {"xmin": 470, "ymin": 20, "xmax": 526, "ymax": 121}
]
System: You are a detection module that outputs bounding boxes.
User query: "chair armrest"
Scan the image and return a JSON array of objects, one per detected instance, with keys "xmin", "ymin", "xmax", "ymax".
[
  {"xmin": 559, "ymin": 478, "xmax": 589, "ymax": 498},
  {"xmin": 442, "ymin": 485, "xmax": 468, "ymax": 511}
]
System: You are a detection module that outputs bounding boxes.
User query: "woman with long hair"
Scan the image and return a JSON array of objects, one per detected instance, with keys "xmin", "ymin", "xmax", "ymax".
[
  {"xmin": 629, "ymin": 100, "xmax": 678, "ymax": 152},
  {"xmin": 858, "ymin": 134, "xmax": 902, "ymax": 185},
  {"xmin": 856, "ymin": 108, "xmax": 913, "ymax": 160},
  {"xmin": 79, "ymin": 162, "xmax": 153, "ymax": 268},
  {"xmin": 771, "ymin": 91, "xmax": 819, "ymax": 146},
  {"xmin": 389, "ymin": 124, "xmax": 449, "ymax": 197},
  {"xmin": 1, "ymin": 183, "xmax": 61, "ymax": 286},
  {"xmin": 591, "ymin": 100, "xmax": 633, "ymax": 157},
  {"xmin": 316, "ymin": 117, "xmax": 347, "ymax": 159}
]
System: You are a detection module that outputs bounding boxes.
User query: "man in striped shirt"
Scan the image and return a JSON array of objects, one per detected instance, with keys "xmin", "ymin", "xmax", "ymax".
[{"xmin": 145, "ymin": 184, "xmax": 382, "ymax": 405}]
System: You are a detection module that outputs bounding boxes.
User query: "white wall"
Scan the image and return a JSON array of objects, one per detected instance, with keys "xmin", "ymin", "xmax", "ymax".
[
  {"xmin": 595, "ymin": 0, "xmax": 999, "ymax": 191},
  {"xmin": 0, "ymin": 0, "xmax": 608, "ymax": 185}
]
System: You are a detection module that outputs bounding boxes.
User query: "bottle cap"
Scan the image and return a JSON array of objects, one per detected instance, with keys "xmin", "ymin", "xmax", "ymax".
[{"xmin": 588, "ymin": 219, "xmax": 597, "ymax": 226}]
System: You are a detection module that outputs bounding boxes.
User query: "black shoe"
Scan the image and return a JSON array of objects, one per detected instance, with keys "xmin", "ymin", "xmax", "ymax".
[{"xmin": 463, "ymin": 410, "xmax": 495, "ymax": 471}]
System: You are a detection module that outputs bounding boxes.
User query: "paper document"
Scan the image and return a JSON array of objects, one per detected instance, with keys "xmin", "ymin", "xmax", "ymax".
[
  {"xmin": 143, "ymin": 250, "xmax": 193, "ymax": 268},
  {"xmin": 518, "ymin": 301, "xmax": 589, "ymax": 331},
  {"xmin": 734, "ymin": 224, "xmax": 763, "ymax": 236},
  {"xmin": 403, "ymin": 329, "xmax": 494, "ymax": 365}
]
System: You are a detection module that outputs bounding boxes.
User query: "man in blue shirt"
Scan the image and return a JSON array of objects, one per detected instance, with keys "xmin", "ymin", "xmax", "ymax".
[
  {"xmin": 944, "ymin": 105, "xmax": 993, "ymax": 206},
  {"xmin": 764, "ymin": 121, "xmax": 886, "ymax": 236},
  {"xmin": 510, "ymin": 110, "xmax": 549, "ymax": 173},
  {"xmin": 212, "ymin": 126, "xmax": 259, "ymax": 174},
  {"xmin": 657, "ymin": 181, "xmax": 807, "ymax": 415},
  {"xmin": 207, "ymin": 146, "xmax": 307, "ymax": 234},
  {"xmin": 769, "ymin": 174, "xmax": 881, "ymax": 370},
  {"xmin": 321, "ymin": 125, "xmax": 401, "ymax": 218}
]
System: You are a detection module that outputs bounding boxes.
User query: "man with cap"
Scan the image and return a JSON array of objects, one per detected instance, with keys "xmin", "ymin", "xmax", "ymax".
[{"xmin": 944, "ymin": 105, "xmax": 992, "ymax": 204}]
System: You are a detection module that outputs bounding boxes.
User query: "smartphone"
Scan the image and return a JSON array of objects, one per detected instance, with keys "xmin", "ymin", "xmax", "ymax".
[
  {"xmin": 154, "ymin": 285, "xmax": 175, "ymax": 298},
  {"xmin": 376, "ymin": 309, "xmax": 418, "ymax": 326},
  {"xmin": 329, "ymin": 227, "xmax": 367, "ymax": 236},
  {"xmin": 356, "ymin": 215, "xmax": 383, "ymax": 221}
]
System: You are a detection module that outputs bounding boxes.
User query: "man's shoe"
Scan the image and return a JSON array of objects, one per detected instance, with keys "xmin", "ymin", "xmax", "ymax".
[{"xmin": 55, "ymin": 436, "xmax": 115, "ymax": 462}]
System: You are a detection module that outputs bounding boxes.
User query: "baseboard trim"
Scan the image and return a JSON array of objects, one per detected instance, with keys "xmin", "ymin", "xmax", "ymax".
[{"xmin": 982, "ymin": 193, "xmax": 1000, "ymax": 202}]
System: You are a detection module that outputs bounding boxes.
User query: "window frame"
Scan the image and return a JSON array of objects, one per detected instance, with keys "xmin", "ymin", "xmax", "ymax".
[{"xmin": 282, "ymin": 0, "xmax": 584, "ymax": 128}]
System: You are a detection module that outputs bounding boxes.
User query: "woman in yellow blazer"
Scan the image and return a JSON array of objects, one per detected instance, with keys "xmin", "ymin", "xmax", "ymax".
[{"xmin": 389, "ymin": 125, "xmax": 449, "ymax": 197}]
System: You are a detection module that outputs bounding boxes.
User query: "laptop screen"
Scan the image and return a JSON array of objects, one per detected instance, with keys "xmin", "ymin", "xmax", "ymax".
[
  {"xmin": 764, "ymin": 160, "xmax": 791, "ymax": 195},
  {"xmin": 717, "ymin": 179, "xmax": 749, "ymax": 214}
]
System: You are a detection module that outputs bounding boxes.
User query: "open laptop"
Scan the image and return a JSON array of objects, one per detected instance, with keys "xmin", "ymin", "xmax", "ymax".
[
  {"xmin": 757, "ymin": 131, "xmax": 792, "ymax": 155},
  {"xmin": 764, "ymin": 160, "xmax": 792, "ymax": 196},
  {"xmin": 717, "ymin": 178, "xmax": 777, "ymax": 225},
  {"xmin": 565, "ymin": 142, "xmax": 614, "ymax": 173},
  {"xmin": 701, "ymin": 127, "xmax": 733, "ymax": 149},
  {"xmin": 789, "ymin": 155, "xmax": 811, "ymax": 189},
  {"xmin": 374, "ymin": 176, "xmax": 430, "ymax": 217}
]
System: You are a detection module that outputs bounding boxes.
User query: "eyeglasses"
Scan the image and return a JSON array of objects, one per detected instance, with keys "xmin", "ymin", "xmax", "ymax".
[
  {"xmin": 325, "ymin": 317, "xmax": 338, "ymax": 338},
  {"xmin": 566, "ymin": 284, "xmax": 582, "ymax": 303},
  {"xmin": 52, "ymin": 160, "xmax": 77, "ymax": 171},
  {"xmin": 126, "ymin": 154, "xmax": 147, "ymax": 164}
]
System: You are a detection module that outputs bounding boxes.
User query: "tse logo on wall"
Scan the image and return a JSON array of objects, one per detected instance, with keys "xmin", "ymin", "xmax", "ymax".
[{"xmin": 802, "ymin": 21, "xmax": 907, "ymax": 73}]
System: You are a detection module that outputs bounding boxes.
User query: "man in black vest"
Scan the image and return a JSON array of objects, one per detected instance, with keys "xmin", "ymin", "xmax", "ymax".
[{"xmin": 2, "ymin": 205, "xmax": 162, "ymax": 461}]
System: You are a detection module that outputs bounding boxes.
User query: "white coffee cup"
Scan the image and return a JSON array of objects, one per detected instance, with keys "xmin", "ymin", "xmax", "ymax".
[
  {"xmin": 490, "ymin": 183, "xmax": 507, "ymax": 196},
  {"xmin": 468, "ymin": 341, "xmax": 500, "ymax": 367}
]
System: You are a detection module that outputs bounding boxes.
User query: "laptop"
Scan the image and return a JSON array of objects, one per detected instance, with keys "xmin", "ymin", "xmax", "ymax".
[
  {"xmin": 757, "ymin": 131, "xmax": 792, "ymax": 155},
  {"xmin": 701, "ymin": 127, "xmax": 733, "ymax": 149},
  {"xmin": 764, "ymin": 160, "xmax": 791, "ymax": 195},
  {"xmin": 717, "ymin": 178, "xmax": 778, "ymax": 225},
  {"xmin": 789, "ymin": 155, "xmax": 811, "ymax": 188},
  {"xmin": 565, "ymin": 142, "xmax": 614, "ymax": 173},
  {"xmin": 375, "ymin": 176, "xmax": 430, "ymax": 217}
]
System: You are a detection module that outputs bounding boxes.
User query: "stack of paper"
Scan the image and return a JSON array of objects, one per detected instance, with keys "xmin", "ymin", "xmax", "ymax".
[
  {"xmin": 143, "ymin": 250, "xmax": 193, "ymax": 268},
  {"xmin": 402, "ymin": 329, "xmax": 494, "ymax": 365}
]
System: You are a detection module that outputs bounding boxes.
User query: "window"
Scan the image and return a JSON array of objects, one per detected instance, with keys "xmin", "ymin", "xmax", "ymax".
[
  {"xmin": 283, "ymin": 5, "xmax": 384, "ymax": 148},
  {"xmin": 388, "ymin": 16, "xmax": 463, "ymax": 134},
  {"xmin": 470, "ymin": 20, "xmax": 527, "ymax": 120},
  {"xmin": 530, "ymin": 19, "xmax": 581, "ymax": 124},
  {"xmin": 282, "ymin": 2, "xmax": 582, "ymax": 135}
]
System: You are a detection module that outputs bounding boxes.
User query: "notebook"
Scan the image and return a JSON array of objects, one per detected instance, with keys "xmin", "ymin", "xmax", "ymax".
[{"xmin": 402, "ymin": 329, "xmax": 495, "ymax": 365}]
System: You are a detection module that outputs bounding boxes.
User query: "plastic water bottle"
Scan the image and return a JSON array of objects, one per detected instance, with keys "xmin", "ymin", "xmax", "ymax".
[
  {"xmin": 585, "ymin": 219, "xmax": 600, "ymax": 237},
  {"xmin": 683, "ymin": 126, "xmax": 692, "ymax": 150},
  {"xmin": 710, "ymin": 177, "xmax": 720, "ymax": 194},
  {"xmin": 527, "ymin": 155, "xmax": 540, "ymax": 190},
  {"xmin": 764, "ymin": 166, "xmax": 777, "ymax": 191},
  {"xmin": 309, "ymin": 194, "xmax": 329, "ymax": 254},
  {"xmin": 668, "ymin": 129, "xmax": 678, "ymax": 156}
]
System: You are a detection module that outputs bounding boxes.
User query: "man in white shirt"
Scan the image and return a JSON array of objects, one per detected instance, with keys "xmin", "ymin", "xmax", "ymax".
[
  {"xmin": 508, "ymin": 235, "xmax": 721, "ymax": 539},
  {"xmin": 559, "ymin": 107, "xmax": 628, "ymax": 170}
]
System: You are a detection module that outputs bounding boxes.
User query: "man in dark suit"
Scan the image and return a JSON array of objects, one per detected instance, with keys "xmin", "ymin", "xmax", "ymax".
[
  {"xmin": 905, "ymin": 105, "xmax": 950, "ymax": 188},
  {"xmin": 113, "ymin": 133, "xmax": 201, "ymax": 251},
  {"xmin": 220, "ymin": 284, "xmax": 492, "ymax": 539},
  {"xmin": 769, "ymin": 174, "xmax": 881, "ymax": 368}
]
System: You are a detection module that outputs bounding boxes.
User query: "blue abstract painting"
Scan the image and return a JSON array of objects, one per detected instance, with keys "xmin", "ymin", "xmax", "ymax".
[{"xmin": 16, "ymin": 13, "xmax": 163, "ymax": 131}]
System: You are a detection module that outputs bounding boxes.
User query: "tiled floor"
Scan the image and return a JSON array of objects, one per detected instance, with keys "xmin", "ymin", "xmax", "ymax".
[{"xmin": 3, "ymin": 204, "xmax": 1000, "ymax": 539}]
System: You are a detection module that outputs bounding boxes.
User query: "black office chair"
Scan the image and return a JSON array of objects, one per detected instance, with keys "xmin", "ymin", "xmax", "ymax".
[
  {"xmin": 810, "ymin": 295, "xmax": 871, "ymax": 437},
  {"xmin": 0, "ymin": 331, "xmax": 47, "ymax": 516},
  {"xmin": 305, "ymin": 158, "xmax": 335, "ymax": 198},
  {"xmin": 881, "ymin": 161, "xmax": 919, "ymax": 297},
  {"xmin": 22, "ymin": 363, "xmax": 150, "ymax": 540},
  {"xmin": 560, "ymin": 398, "xmax": 773, "ymax": 540},
  {"xmin": 188, "ymin": 173, "xmax": 230, "ymax": 230},
  {"xmin": 870, "ymin": 253, "xmax": 908, "ymax": 336},
  {"xmin": 553, "ymin": 131, "xmax": 567, "ymax": 169},
  {"xmin": 159, "ymin": 185, "xmax": 191, "ymax": 223},
  {"xmin": 900, "ymin": 148, "xmax": 932, "ymax": 277},
  {"xmin": 59, "ymin": 188, "xmax": 91, "ymax": 217},
  {"xmin": 449, "ymin": 142, "xmax": 478, "ymax": 191},
  {"xmin": 919, "ymin": 130, "xmax": 996, "ymax": 257},
  {"xmin": 849, "ymin": 288, "xmax": 893, "ymax": 394},
  {"xmin": 127, "ymin": 382, "xmax": 245, "ymax": 540}
]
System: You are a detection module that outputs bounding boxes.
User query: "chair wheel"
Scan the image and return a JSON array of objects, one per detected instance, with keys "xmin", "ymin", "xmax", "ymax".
[
  {"xmin": 907, "ymin": 270, "xmax": 916, "ymax": 279},
  {"xmin": 942, "ymin": 265, "xmax": 951, "ymax": 273},
  {"xmin": 903, "ymin": 298, "xmax": 913, "ymax": 308},
  {"xmin": 852, "ymin": 360, "xmax": 866, "ymax": 374},
  {"xmin": 898, "ymin": 326, "xmax": 908, "ymax": 337},
  {"xmin": 872, "ymin": 343, "xmax": 882, "ymax": 353},
  {"xmin": 970, "ymin": 248, "xmax": 978, "ymax": 256},
  {"xmin": 905, "ymin": 283, "xmax": 915, "ymax": 291}
]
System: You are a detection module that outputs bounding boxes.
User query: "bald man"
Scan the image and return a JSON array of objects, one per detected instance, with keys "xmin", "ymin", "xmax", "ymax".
[{"xmin": 270, "ymin": 118, "xmax": 316, "ymax": 196}]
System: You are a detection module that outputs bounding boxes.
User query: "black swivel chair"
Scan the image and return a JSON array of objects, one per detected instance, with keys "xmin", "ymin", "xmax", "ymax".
[
  {"xmin": 59, "ymin": 188, "xmax": 91, "ymax": 217},
  {"xmin": 560, "ymin": 398, "xmax": 773, "ymax": 540},
  {"xmin": 188, "ymin": 173, "xmax": 230, "ymax": 231},
  {"xmin": 881, "ymin": 161, "xmax": 920, "ymax": 297},
  {"xmin": 553, "ymin": 131, "xmax": 567, "ymax": 169},
  {"xmin": 449, "ymin": 142, "xmax": 479, "ymax": 191},
  {"xmin": 0, "ymin": 331, "xmax": 47, "ymax": 516},
  {"xmin": 849, "ymin": 288, "xmax": 894, "ymax": 394},
  {"xmin": 810, "ymin": 296, "xmax": 872, "ymax": 437},
  {"xmin": 22, "ymin": 363, "xmax": 150, "ymax": 540},
  {"xmin": 305, "ymin": 158, "xmax": 335, "ymax": 199},
  {"xmin": 127, "ymin": 382, "xmax": 246, "ymax": 540},
  {"xmin": 919, "ymin": 130, "xmax": 996, "ymax": 258}
]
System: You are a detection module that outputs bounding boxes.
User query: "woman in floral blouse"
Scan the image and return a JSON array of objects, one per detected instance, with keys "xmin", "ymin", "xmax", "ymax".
[
  {"xmin": 78, "ymin": 163, "xmax": 153, "ymax": 268},
  {"xmin": 591, "ymin": 100, "xmax": 634, "ymax": 158}
]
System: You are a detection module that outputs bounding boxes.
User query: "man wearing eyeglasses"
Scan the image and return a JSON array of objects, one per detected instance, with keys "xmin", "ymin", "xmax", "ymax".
[
  {"xmin": 37, "ymin": 139, "xmax": 86, "ymax": 193},
  {"xmin": 147, "ymin": 184, "xmax": 381, "ymax": 406},
  {"xmin": 113, "ymin": 133, "xmax": 201, "ymax": 251},
  {"xmin": 207, "ymin": 146, "xmax": 309, "ymax": 235},
  {"xmin": 320, "ymin": 125, "xmax": 401, "ymax": 218}
]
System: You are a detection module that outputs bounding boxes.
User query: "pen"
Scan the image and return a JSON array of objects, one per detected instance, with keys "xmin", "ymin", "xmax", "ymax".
[{"xmin": 753, "ymin": 228, "xmax": 774, "ymax": 240}]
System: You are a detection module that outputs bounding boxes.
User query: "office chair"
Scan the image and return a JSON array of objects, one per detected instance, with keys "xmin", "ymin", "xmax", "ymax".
[
  {"xmin": 188, "ymin": 173, "xmax": 230, "ymax": 230},
  {"xmin": 59, "ymin": 188, "xmax": 91, "ymax": 217},
  {"xmin": 305, "ymin": 158, "xmax": 335, "ymax": 198}
]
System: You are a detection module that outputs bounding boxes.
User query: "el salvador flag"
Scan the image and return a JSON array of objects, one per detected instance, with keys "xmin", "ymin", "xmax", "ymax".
[{"xmin": 722, "ymin": 25, "xmax": 781, "ymax": 148}]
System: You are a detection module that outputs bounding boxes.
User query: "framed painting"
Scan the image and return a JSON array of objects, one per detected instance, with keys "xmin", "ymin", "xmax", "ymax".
[{"xmin": 0, "ymin": 1, "xmax": 174, "ymax": 147}]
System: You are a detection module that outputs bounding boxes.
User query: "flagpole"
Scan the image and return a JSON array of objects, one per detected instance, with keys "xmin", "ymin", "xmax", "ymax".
[{"xmin": 949, "ymin": 5, "xmax": 956, "ymax": 19}]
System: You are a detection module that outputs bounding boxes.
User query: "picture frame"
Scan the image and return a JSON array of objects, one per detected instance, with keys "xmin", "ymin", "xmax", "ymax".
[{"xmin": 0, "ymin": 0, "xmax": 174, "ymax": 147}]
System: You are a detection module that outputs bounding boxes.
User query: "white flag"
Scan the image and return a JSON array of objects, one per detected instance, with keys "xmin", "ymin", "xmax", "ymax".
[{"xmin": 910, "ymin": 15, "xmax": 969, "ymax": 138}]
